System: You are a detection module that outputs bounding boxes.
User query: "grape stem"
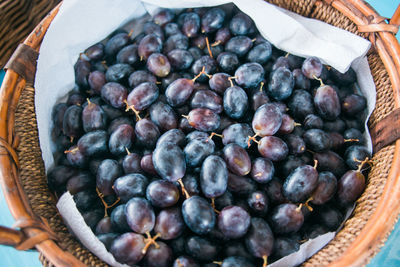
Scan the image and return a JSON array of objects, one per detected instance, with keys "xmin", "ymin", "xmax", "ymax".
[
  {"xmin": 305, "ymin": 197, "xmax": 314, "ymax": 212},
  {"xmin": 213, "ymin": 261, "xmax": 222, "ymax": 266},
  {"xmin": 86, "ymin": 98, "xmax": 93, "ymax": 107},
  {"xmin": 101, "ymin": 60, "xmax": 108, "ymax": 70},
  {"xmin": 312, "ymin": 75, "xmax": 325, "ymax": 86},
  {"xmin": 344, "ymin": 138, "xmax": 359, "ymax": 142},
  {"xmin": 205, "ymin": 36, "xmax": 214, "ymax": 59},
  {"xmin": 313, "ymin": 159, "xmax": 318, "ymax": 169},
  {"xmin": 355, "ymin": 157, "xmax": 373, "ymax": 172},
  {"xmin": 247, "ymin": 133, "xmax": 260, "ymax": 147},
  {"xmin": 228, "ymin": 76, "xmax": 237, "ymax": 87},
  {"xmin": 142, "ymin": 232, "xmax": 160, "ymax": 254},
  {"xmin": 96, "ymin": 188, "xmax": 120, "ymax": 217},
  {"xmin": 295, "ymin": 203, "xmax": 303, "ymax": 213},
  {"xmin": 251, "ymin": 38, "xmax": 257, "ymax": 43},
  {"xmin": 177, "ymin": 179, "xmax": 190, "ymax": 199},
  {"xmin": 64, "ymin": 147, "xmax": 79, "ymax": 154},
  {"xmin": 208, "ymin": 132, "xmax": 223, "ymax": 141},
  {"xmin": 285, "ymin": 52, "xmax": 290, "ymax": 58},
  {"xmin": 124, "ymin": 100, "xmax": 142, "ymax": 121},
  {"xmin": 211, "ymin": 40, "xmax": 221, "ymax": 47},
  {"xmin": 125, "ymin": 147, "xmax": 131, "ymax": 155},
  {"xmin": 128, "ymin": 29, "xmax": 134, "ymax": 37},
  {"xmin": 211, "ymin": 198, "xmax": 220, "ymax": 214},
  {"xmin": 259, "ymin": 81, "xmax": 265, "ymax": 92},
  {"xmin": 192, "ymin": 66, "xmax": 212, "ymax": 82},
  {"xmin": 262, "ymin": 255, "xmax": 268, "ymax": 267},
  {"xmin": 70, "ymin": 136, "xmax": 74, "ymax": 143},
  {"xmin": 176, "ymin": 259, "xmax": 184, "ymax": 267},
  {"xmin": 294, "ymin": 122, "xmax": 302, "ymax": 127}
]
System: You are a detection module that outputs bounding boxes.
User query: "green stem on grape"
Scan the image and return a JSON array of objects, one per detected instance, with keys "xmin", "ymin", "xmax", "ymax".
[
  {"xmin": 262, "ymin": 255, "xmax": 268, "ymax": 267},
  {"xmin": 259, "ymin": 81, "xmax": 265, "ymax": 92},
  {"xmin": 124, "ymin": 100, "xmax": 142, "ymax": 121},
  {"xmin": 142, "ymin": 232, "xmax": 161, "ymax": 254},
  {"xmin": 312, "ymin": 75, "xmax": 325, "ymax": 86},
  {"xmin": 247, "ymin": 132, "xmax": 260, "ymax": 148},
  {"xmin": 64, "ymin": 147, "xmax": 79, "ymax": 154},
  {"xmin": 205, "ymin": 36, "xmax": 214, "ymax": 59},
  {"xmin": 177, "ymin": 179, "xmax": 190, "ymax": 199}
]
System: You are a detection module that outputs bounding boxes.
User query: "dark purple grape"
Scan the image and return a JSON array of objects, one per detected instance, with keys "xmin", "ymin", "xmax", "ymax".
[
  {"xmin": 82, "ymin": 100, "xmax": 107, "ymax": 132},
  {"xmin": 165, "ymin": 23, "xmax": 181, "ymax": 37},
  {"xmin": 185, "ymin": 236, "xmax": 219, "ymax": 262},
  {"xmin": 153, "ymin": 142, "xmax": 186, "ymax": 182},
  {"xmin": 113, "ymin": 173, "xmax": 149, "ymax": 202},
  {"xmin": 82, "ymin": 209, "xmax": 103, "ymax": 231},
  {"xmin": 66, "ymin": 171, "xmax": 93, "ymax": 194},
  {"xmin": 186, "ymin": 108, "xmax": 220, "ymax": 132},
  {"xmin": 95, "ymin": 217, "xmax": 112, "ymax": 235},
  {"xmin": 74, "ymin": 58, "xmax": 91, "ymax": 88},
  {"xmin": 258, "ymin": 136, "xmax": 288, "ymax": 161},
  {"xmin": 52, "ymin": 103, "xmax": 68, "ymax": 135},
  {"xmin": 152, "ymin": 8, "xmax": 175, "ymax": 26},
  {"xmin": 272, "ymin": 56, "xmax": 290, "ymax": 71},
  {"xmin": 125, "ymin": 197, "xmax": 155, "ymax": 233},
  {"xmin": 191, "ymin": 56, "xmax": 217, "ymax": 82},
  {"xmin": 77, "ymin": 130, "xmax": 108, "ymax": 156},
  {"xmin": 179, "ymin": 117, "xmax": 194, "ymax": 133},
  {"xmin": 209, "ymin": 73, "xmax": 231, "ymax": 95},
  {"xmin": 284, "ymin": 134, "xmax": 306, "ymax": 155},
  {"xmin": 217, "ymin": 52, "xmax": 240, "ymax": 74},
  {"xmin": 143, "ymin": 241, "xmax": 173, "ymax": 267},
  {"xmin": 330, "ymin": 67, "xmax": 357, "ymax": 85},
  {"xmin": 63, "ymin": 105, "xmax": 83, "ymax": 138},
  {"xmin": 173, "ymin": 256, "xmax": 199, "ymax": 267},
  {"xmin": 302, "ymin": 57, "xmax": 323, "ymax": 79},
  {"xmin": 128, "ymin": 70, "xmax": 157, "ymax": 88},
  {"xmin": 108, "ymin": 124, "xmax": 134, "ymax": 155},
  {"xmin": 101, "ymin": 82, "xmax": 128, "ymax": 109},
  {"xmin": 252, "ymin": 103, "xmax": 283, "ymax": 136},
  {"xmin": 311, "ymin": 171, "xmax": 337, "ymax": 205},
  {"xmin": 182, "ymin": 12, "xmax": 200, "ymax": 37},
  {"xmin": 204, "ymin": 44, "xmax": 224, "ymax": 59},
  {"xmin": 288, "ymin": 89, "xmax": 315, "ymax": 120},
  {"xmin": 316, "ymin": 207, "xmax": 342, "ymax": 231},
  {"xmin": 65, "ymin": 145, "xmax": 87, "ymax": 168},
  {"xmin": 121, "ymin": 152, "xmax": 141, "ymax": 174},
  {"xmin": 165, "ymin": 78, "xmax": 194, "ymax": 107},
  {"xmin": 149, "ymin": 101, "xmax": 178, "ymax": 132},
  {"xmin": 67, "ymin": 93, "xmax": 85, "ymax": 106},
  {"xmin": 157, "ymin": 129, "xmax": 186, "ymax": 148},
  {"xmin": 278, "ymin": 114, "xmax": 298, "ymax": 134},
  {"xmin": 96, "ymin": 159, "xmax": 123, "ymax": 196},
  {"xmin": 223, "ymin": 86, "xmax": 248, "ymax": 119},
  {"xmin": 135, "ymin": 118, "xmax": 160, "ymax": 148},
  {"xmin": 223, "ymin": 242, "xmax": 253, "ymax": 260},
  {"xmin": 344, "ymin": 118, "xmax": 364, "ymax": 131},
  {"xmin": 214, "ymin": 191, "xmax": 234, "ymax": 211},
  {"xmin": 189, "ymin": 47, "xmax": 203, "ymax": 61},
  {"xmin": 338, "ymin": 169, "xmax": 365, "ymax": 204},
  {"xmin": 268, "ymin": 67, "xmax": 294, "ymax": 101},
  {"xmin": 314, "ymin": 85, "xmax": 341, "ymax": 120},
  {"xmin": 214, "ymin": 27, "xmax": 231, "ymax": 45},
  {"xmin": 230, "ymin": 12, "xmax": 253, "ymax": 36},
  {"xmin": 221, "ymin": 256, "xmax": 254, "ymax": 267},
  {"xmin": 138, "ymin": 34, "xmax": 163, "ymax": 60},
  {"xmin": 162, "ymin": 72, "xmax": 181, "ymax": 89},
  {"xmin": 182, "ymin": 196, "xmax": 215, "ymax": 234},
  {"xmin": 144, "ymin": 23, "xmax": 163, "ymax": 39},
  {"xmin": 164, "ymin": 33, "xmax": 189, "ymax": 54},
  {"xmin": 342, "ymin": 94, "xmax": 366, "ymax": 116},
  {"xmin": 154, "ymin": 207, "xmax": 185, "ymax": 240},
  {"xmin": 218, "ymin": 206, "xmax": 250, "ymax": 239},
  {"xmin": 182, "ymin": 174, "xmax": 200, "ymax": 196},
  {"xmin": 272, "ymin": 237, "xmax": 300, "ymax": 259},
  {"xmin": 283, "ymin": 164, "xmax": 318, "ymax": 202},
  {"xmin": 293, "ymin": 68, "xmax": 311, "ymax": 90},
  {"xmin": 303, "ymin": 129, "xmax": 331, "ymax": 152},
  {"xmin": 263, "ymin": 178, "xmax": 286, "ymax": 205},
  {"xmin": 279, "ymin": 155, "xmax": 306, "ymax": 177},
  {"xmin": 184, "ymin": 138, "xmax": 215, "ymax": 167},
  {"xmin": 110, "ymin": 233, "xmax": 146, "ymax": 265},
  {"xmin": 245, "ymin": 218, "xmax": 274, "ymax": 262},
  {"xmin": 146, "ymin": 180, "xmax": 180, "ymax": 208},
  {"xmin": 250, "ymin": 90, "xmax": 269, "ymax": 112},
  {"xmin": 324, "ymin": 118, "xmax": 346, "ymax": 133},
  {"xmin": 191, "ymin": 89, "xmax": 222, "ymax": 114},
  {"xmin": 225, "ymin": 36, "xmax": 253, "ymax": 58},
  {"xmin": 328, "ymin": 132, "xmax": 345, "ymax": 151},
  {"xmin": 313, "ymin": 151, "xmax": 347, "ymax": 177},
  {"xmin": 247, "ymin": 42, "xmax": 272, "ymax": 65},
  {"xmin": 236, "ymin": 63, "xmax": 264, "ymax": 89},
  {"xmin": 167, "ymin": 49, "xmax": 194, "ymax": 70},
  {"xmin": 116, "ymin": 44, "xmax": 138, "ymax": 65},
  {"xmin": 344, "ymin": 145, "xmax": 371, "ymax": 170},
  {"xmin": 200, "ymin": 155, "xmax": 228, "ymax": 198},
  {"xmin": 251, "ymin": 158, "xmax": 274, "ymax": 183},
  {"xmin": 247, "ymin": 191, "xmax": 269, "ymax": 215},
  {"xmin": 105, "ymin": 33, "xmax": 130, "ymax": 57},
  {"xmin": 110, "ymin": 204, "xmax": 130, "ymax": 232},
  {"xmin": 270, "ymin": 203, "xmax": 304, "ymax": 234},
  {"xmin": 97, "ymin": 233, "xmax": 118, "ymax": 250},
  {"xmin": 147, "ymin": 53, "xmax": 171, "ymax": 77},
  {"xmin": 222, "ymin": 123, "xmax": 254, "ymax": 149},
  {"xmin": 228, "ymin": 172, "xmax": 257, "ymax": 196},
  {"xmin": 223, "ymin": 144, "xmax": 251, "ymax": 176},
  {"xmin": 105, "ymin": 63, "xmax": 133, "ymax": 83},
  {"xmin": 343, "ymin": 128, "xmax": 363, "ymax": 145},
  {"xmin": 185, "ymin": 131, "xmax": 208, "ymax": 143},
  {"xmin": 201, "ymin": 8, "xmax": 225, "ymax": 33},
  {"xmin": 140, "ymin": 154, "xmax": 157, "ymax": 175},
  {"xmin": 47, "ymin": 165, "xmax": 77, "ymax": 192},
  {"xmin": 84, "ymin": 43, "xmax": 104, "ymax": 61},
  {"xmin": 304, "ymin": 114, "xmax": 323, "ymax": 130}
]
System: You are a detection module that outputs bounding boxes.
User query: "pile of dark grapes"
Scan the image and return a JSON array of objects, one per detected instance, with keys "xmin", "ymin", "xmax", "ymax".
[{"xmin": 48, "ymin": 6, "xmax": 372, "ymax": 267}]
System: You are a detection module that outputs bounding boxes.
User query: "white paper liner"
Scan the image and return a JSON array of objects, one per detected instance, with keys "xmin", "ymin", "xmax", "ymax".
[{"xmin": 35, "ymin": 0, "xmax": 376, "ymax": 266}]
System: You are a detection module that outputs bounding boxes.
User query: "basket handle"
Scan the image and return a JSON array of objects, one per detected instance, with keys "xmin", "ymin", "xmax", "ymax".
[
  {"xmin": 0, "ymin": 226, "xmax": 24, "ymax": 248},
  {"xmin": 390, "ymin": 4, "xmax": 400, "ymax": 30}
]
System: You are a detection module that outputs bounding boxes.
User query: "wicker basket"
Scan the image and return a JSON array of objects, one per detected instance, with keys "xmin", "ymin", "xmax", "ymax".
[{"xmin": 0, "ymin": 0, "xmax": 399, "ymax": 266}]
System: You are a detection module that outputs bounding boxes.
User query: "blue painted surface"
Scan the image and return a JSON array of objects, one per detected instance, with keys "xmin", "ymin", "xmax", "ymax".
[{"xmin": 0, "ymin": 1, "xmax": 399, "ymax": 266}]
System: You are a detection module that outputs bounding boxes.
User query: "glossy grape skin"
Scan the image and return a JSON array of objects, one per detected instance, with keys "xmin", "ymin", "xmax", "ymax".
[
  {"xmin": 47, "ymin": 165, "xmax": 77, "ymax": 192},
  {"xmin": 223, "ymin": 144, "xmax": 251, "ymax": 176},
  {"xmin": 96, "ymin": 159, "xmax": 123, "ymax": 196},
  {"xmin": 344, "ymin": 145, "xmax": 371, "ymax": 170},
  {"xmin": 110, "ymin": 233, "xmax": 146, "ymax": 265},
  {"xmin": 223, "ymin": 242, "xmax": 253, "ymax": 260},
  {"xmin": 63, "ymin": 105, "xmax": 83, "ymax": 138},
  {"xmin": 272, "ymin": 237, "xmax": 300, "ymax": 259},
  {"xmin": 84, "ymin": 42, "xmax": 104, "ymax": 61},
  {"xmin": 185, "ymin": 236, "xmax": 219, "ymax": 262},
  {"xmin": 311, "ymin": 171, "xmax": 337, "ymax": 205},
  {"xmin": 100, "ymin": 105, "xmax": 122, "ymax": 121},
  {"xmin": 105, "ymin": 64, "xmax": 133, "ymax": 84},
  {"xmin": 164, "ymin": 33, "xmax": 189, "ymax": 54},
  {"xmin": 313, "ymin": 151, "xmax": 347, "ymax": 177},
  {"xmin": 236, "ymin": 63, "xmax": 265, "ymax": 89},
  {"xmin": 95, "ymin": 217, "xmax": 112, "ymax": 235},
  {"xmin": 182, "ymin": 196, "xmax": 215, "ymax": 235},
  {"xmin": 225, "ymin": 36, "xmax": 253, "ymax": 58},
  {"xmin": 250, "ymin": 158, "xmax": 274, "ymax": 184},
  {"xmin": 304, "ymin": 114, "xmax": 323, "ymax": 130},
  {"xmin": 154, "ymin": 207, "xmax": 185, "ymax": 240},
  {"xmin": 173, "ymin": 256, "xmax": 199, "ymax": 267},
  {"xmin": 228, "ymin": 172, "xmax": 257, "ymax": 196},
  {"xmin": 288, "ymin": 89, "xmax": 315, "ymax": 120},
  {"xmin": 342, "ymin": 94, "xmax": 366, "ymax": 116},
  {"xmin": 108, "ymin": 124, "xmax": 134, "ymax": 155},
  {"xmin": 217, "ymin": 206, "xmax": 250, "ymax": 239},
  {"xmin": 252, "ymin": 104, "xmax": 282, "ymax": 137},
  {"xmin": 247, "ymin": 42, "xmax": 272, "ymax": 65},
  {"xmin": 201, "ymin": 7, "xmax": 225, "ymax": 33},
  {"xmin": 303, "ymin": 129, "xmax": 331, "ymax": 152},
  {"xmin": 199, "ymin": 155, "xmax": 228, "ymax": 198},
  {"xmin": 66, "ymin": 171, "xmax": 94, "ymax": 195},
  {"xmin": 222, "ymin": 86, "xmax": 247, "ymax": 119},
  {"xmin": 165, "ymin": 78, "xmax": 194, "ymax": 107},
  {"xmin": 278, "ymin": 114, "xmax": 297, "ymax": 134},
  {"xmin": 113, "ymin": 173, "xmax": 148, "ymax": 202},
  {"xmin": 184, "ymin": 138, "xmax": 215, "ymax": 167},
  {"xmin": 153, "ymin": 142, "xmax": 186, "ymax": 182},
  {"xmin": 337, "ymin": 170, "xmax": 365, "ymax": 204},
  {"xmin": 279, "ymin": 155, "xmax": 305, "ymax": 178},
  {"xmin": 330, "ymin": 67, "xmax": 357, "ymax": 85},
  {"xmin": 167, "ymin": 49, "xmax": 194, "ymax": 71},
  {"xmin": 344, "ymin": 128, "xmax": 363, "ymax": 145},
  {"xmin": 283, "ymin": 164, "xmax": 319, "ymax": 202},
  {"xmin": 74, "ymin": 58, "xmax": 91, "ymax": 88},
  {"xmin": 101, "ymin": 82, "xmax": 128, "ymax": 109},
  {"xmin": 245, "ymin": 218, "xmax": 275, "ymax": 259},
  {"xmin": 293, "ymin": 68, "xmax": 311, "ymax": 90},
  {"xmin": 181, "ymin": 12, "xmax": 200, "ymax": 37},
  {"xmin": 186, "ymin": 108, "xmax": 220, "ymax": 132},
  {"xmin": 179, "ymin": 117, "xmax": 194, "ymax": 133},
  {"xmin": 157, "ymin": 129, "xmax": 186, "ymax": 148},
  {"xmin": 52, "ymin": 103, "xmax": 68, "ymax": 135},
  {"xmin": 82, "ymin": 101, "xmax": 107, "ymax": 132},
  {"xmin": 116, "ymin": 44, "xmax": 138, "ymax": 65},
  {"xmin": 190, "ymin": 90, "xmax": 222, "ymax": 114},
  {"xmin": 165, "ymin": 22, "xmax": 181, "ymax": 37},
  {"xmin": 191, "ymin": 56, "xmax": 217, "ymax": 82},
  {"xmin": 302, "ymin": 57, "xmax": 323, "ymax": 79},
  {"xmin": 247, "ymin": 191, "xmax": 269, "ymax": 215},
  {"xmin": 121, "ymin": 152, "xmax": 142, "ymax": 174},
  {"xmin": 284, "ymin": 134, "xmax": 306, "ymax": 155},
  {"xmin": 153, "ymin": 8, "xmax": 175, "ymax": 26},
  {"xmin": 77, "ymin": 130, "xmax": 108, "ymax": 156},
  {"xmin": 263, "ymin": 178, "xmax": 286, "ymax": 205},
  {"xmin": 222, "ymin": 123, "xmax": 254, "ymax": 149},
  {"xmin": 258, "ymin": 136, "xmax": 289, "ymax": 161},
  {"xmin": 270, "ymin": 203, "xmax": 304, "ymax": 234},
  {"xmin": 82, "ymin": 209, "xmax": 103, "ymax": 231},
  {"xmin": 124, "ymin": 197, "xmax": 155, "ymax": 233},
  {"xmin": 214, "ymin": 27, "xmax": 231, "ymax": 45},
  {"xmin": 97, "ymin": 233, "xmax": 118, "ymax": 250},
  {"xmin": 105, "ymin": 33, "xmax": 130, "ymax": 57},
  {"xmin": 149, "ymin": 101, "xmax": 178, "ymax": 132},
  {"xmin": 189, "ymin": 47, "xmax": 203, "ymax": 61},
  {"xmin": 221, "ymin": 256, "xmax": 254, "ymax": 267},
  {"xmin": 128, "ymin": 70, "xmax": 157, "ymax": 88},
  {"xmin": 65, "ymin": 145, "xmax": 87, "ymax": 168},
  {"xmin": 135, "ymin": 119, "xmax": 160, "ymax": 148},
  {"xmin": 268, "ymin": 67, "xmax": 294, "ymax": 101},
  {"xmin": 146, "ymin": 53, "xmax": 171, "ymax": 78},
  {"xmin": 67, "ymin": 93, "xmax": 85, "ymax": 106},
  {"xmin": 206, "ymin": 74, "xmax": 228, "ymax": 96},
  {"xmin": 162, "ymin": 72, "xmax": 181, "ymax": 90},
  {"xmin": 217, "ymin": 52, "xmax": 240, "ymax": 74},
  {"xmin": 138, "ymin": 154, "xmax": 156, "ymax": 176},
  {"xmin": 110, "ymin": 204, "xmax": 131, "ymax": 232},
  {"xmin": 127, "ymin": 82, "xmax": 159, "ymax": 113},
  {"xmin": 143, "ymin": 241, "xmax": 173, "ymax": 267},
  {"xmin": 314, "ymin": 85, "xmax": 341, "ymax": 120},
  {"xmin": 138, "ymin": 34, "xmax": 163, "ymax": 60},
  {"xmin": 229, "ymin": 12, "xmax": 253, "ymax": 36},
  {"xmin": 146, "ymin": 180, "xmax": 180, "ymax": 208}
]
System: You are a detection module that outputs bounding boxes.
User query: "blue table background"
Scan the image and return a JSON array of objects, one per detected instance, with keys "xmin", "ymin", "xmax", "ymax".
[{"xmin": 0, "ymin": 1, "xmax": 399, "ymax": 266}]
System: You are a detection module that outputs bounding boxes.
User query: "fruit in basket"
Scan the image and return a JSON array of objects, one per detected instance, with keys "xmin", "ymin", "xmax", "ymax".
[{"xmin": 48, "ymin": 6, "xmax": 372, "ymax": 265}]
